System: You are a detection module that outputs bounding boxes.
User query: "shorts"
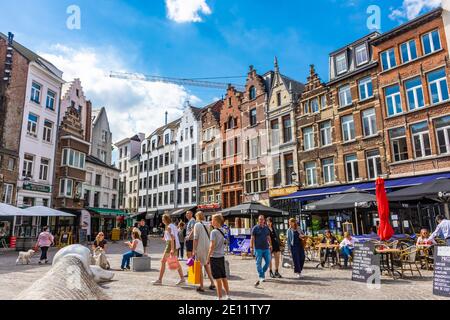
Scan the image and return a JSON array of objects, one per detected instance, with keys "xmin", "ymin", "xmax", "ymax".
[
  {"xmin": 185, "ymin": 240, "xmax": 194, "ymax": 252},
  {"xmin": 210, "ymin": 257, "xmax": 227, "ymax": 280},
  {"xmin": 142, "ymin": 237, "xmax": 148, "ymax": 248}
]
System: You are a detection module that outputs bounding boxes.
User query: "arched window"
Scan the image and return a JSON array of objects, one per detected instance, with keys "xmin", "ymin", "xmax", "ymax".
[{"xmin": 249, "ymin": 86, "xmax": 256, "ymax": 100}]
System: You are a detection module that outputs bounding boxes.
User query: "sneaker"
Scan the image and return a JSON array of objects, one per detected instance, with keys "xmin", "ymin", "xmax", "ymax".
[
  {"xmin": 225, "ymin": 295, "xmax": 232, "ymax": 300},
  {"xmin": 296, "ymin": 273, "xmax": 302, "ymax": 279},
  {"xmin": 260, "ymin": 278, "xmax": 265, "ymax": 283},
  {"xmin": 254, "ymin": 280, "xmax": 260, "ymax": 287},
  {"xmin": 152, "ymin": 279, "xmax": 162, "ymax": 286},
  {"xmin": 275, "ymin": 271, "xmax": 282, "ymax": 278},
  {"xmin": 176, "ymin": 279, "xmax": 186, "ymax": 286}
]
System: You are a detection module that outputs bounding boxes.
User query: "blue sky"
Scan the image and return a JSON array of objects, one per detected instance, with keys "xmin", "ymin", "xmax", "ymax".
[{"xmin": 0, "ymin": 0, "xmax": 442, "ymax": 142}]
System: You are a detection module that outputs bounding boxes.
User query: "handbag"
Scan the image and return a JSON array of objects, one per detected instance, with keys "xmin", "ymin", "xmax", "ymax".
[
  {"xmin": 186, "ymin": 256, "xmax": 195, "ymax": 267},
  {"xmin": 188, "ymin": 260, "xmax": 202, "ymax": 285},
  {"xmin": 167, "ymin": 255, "xmax": 180, "ymax": 270}
]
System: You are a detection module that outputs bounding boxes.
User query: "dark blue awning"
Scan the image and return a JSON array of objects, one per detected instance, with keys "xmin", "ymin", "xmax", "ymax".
[{"xmin": 275, "ymin": 172, "xmax": 450, "ymax": 202}]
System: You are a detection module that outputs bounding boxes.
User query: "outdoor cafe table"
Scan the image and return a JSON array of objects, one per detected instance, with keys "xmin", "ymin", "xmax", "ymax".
[
  {"xmin": 375, "ymin": 248, "xmax": 402, "ymax": 279},
  {"xmin": 315, "ymin": 243, "xmax": 341, "ymax": 268}
]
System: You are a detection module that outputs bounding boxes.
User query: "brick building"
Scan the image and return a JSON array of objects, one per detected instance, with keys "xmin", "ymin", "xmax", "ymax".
[
  {"xmin": 199, "ymin": 100, "xmax": 223, "ymax": 212},
  {"xmin": 240, "ymin": 66, "xmax": 271, "ymax": 205},
  {"xmin": 221, "ymin": 85, "xmax": 243, "ymax": 209},
  {"xmin": 371, "ymin": 8, "xmax": 450, "ymax": 178},
  {"xmin": 0, "ymin": 33, "xmax": 28, "ymax": 206}
]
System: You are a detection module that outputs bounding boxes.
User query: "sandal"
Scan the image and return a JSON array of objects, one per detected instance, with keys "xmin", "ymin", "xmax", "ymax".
[
  {"xmin": 196, "ymin": 287, "xmax": 205, "ymax": 292},
  {"xmin": 209, "ymin": 285, "xmax": 216, "ymax": 290}
]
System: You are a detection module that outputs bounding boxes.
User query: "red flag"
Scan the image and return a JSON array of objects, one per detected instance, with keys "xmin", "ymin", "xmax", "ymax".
[{"xmin": 376, "ymin": 178, "xmax": 394, "ymax": 241}]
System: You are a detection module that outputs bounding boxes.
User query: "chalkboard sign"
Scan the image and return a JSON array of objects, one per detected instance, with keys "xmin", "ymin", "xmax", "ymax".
[
  {"xmin": 352, "ymin": 241, "xmax": 380, "ymax": 283},
  {"xmin": 433, "ymin": 246, "xmax": 450, "ymax": 297}
]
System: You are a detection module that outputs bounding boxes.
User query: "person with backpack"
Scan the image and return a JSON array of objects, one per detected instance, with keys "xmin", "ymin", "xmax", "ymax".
[
  {"xmin": 192, "ymin": 211, "xmax": 216, "ymax": 293},
  {"xmin": 207, "ymin": 214, "xmax": 231, "ymax": 300}
]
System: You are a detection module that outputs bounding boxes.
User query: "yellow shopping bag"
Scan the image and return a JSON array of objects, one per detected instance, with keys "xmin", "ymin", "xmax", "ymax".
[{"xmin": 188, "ymin": 260, "xmax": 202, "ymax": 285}]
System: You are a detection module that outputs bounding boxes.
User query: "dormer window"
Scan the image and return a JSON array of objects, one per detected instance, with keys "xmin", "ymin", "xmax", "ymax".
[
  {"xmin": 249, "ymin": 86, "xmax": 256, "ymax": 100},
  {"xmin": 335, "ymin": 52, "xmax": 348, "ymax": 75},
  {"xmin": 355, "ymin": 44, "xmax": 369, "ymax": 66}
]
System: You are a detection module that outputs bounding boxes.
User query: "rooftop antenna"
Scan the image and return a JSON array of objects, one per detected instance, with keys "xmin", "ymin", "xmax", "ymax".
[{"xmin": 165, "ymin": 111, "xmax": 168, "ymax": 125}]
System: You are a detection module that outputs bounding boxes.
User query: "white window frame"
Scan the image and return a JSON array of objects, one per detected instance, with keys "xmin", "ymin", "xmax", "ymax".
[
  {"xmin": 22, "ymin": 154, "xmax": 34, "ymax": 178},
  {"xmin": 2, "ymin": 183, "xmax": 13, "ymax": 204},
  {"xmin": 435, "ymin": 116, "xmax": 450, "ymax": 155},
  {"xmin": 355, "ymin": 44, "xmax": 369, "ymax": 66},
  {"xmin": 362, "ymin": 108, "xmax": 377, "ymax": 137},
  {"xmin": 46, "ymin": 90, "xmax": 56, "ymax": 110},
  {"xmin": 303, "ymin": 126, "xmax": 315, "ymax": 151},
  {"xmin": 305, "ymin": 162, "xmax": 317, "ymax": 186},
  {"xmin": 405, "ymin": 77, "xmax": 425, "ymax": 111},
  {"xmin": 389, "ymin": 127, "xmax": 408, "ymax": 162},
  {"xmin": 322, "ymin": 158, "xmax": 335, "ymax": 184},
  {"xmin": 335, "ymin": 52, "xmax": 348, "ymax": 75},
  {"xmin": 39, "ymin": 158, "xmax": 50, "ymax": 181},
  {"xmin": 341, "ymin": 115, "xmax": 355, "ymax": 142},
  {"xmin": 59, "ymin": 179, "xmax": 74, "ymax": 198},
  {"xmin": 400, "ymin": 40, "xmax": 417, "ymax": 64},
  {"xmin": 31, "ymin": 81, "xmax": 41, "ymax": 103},
  {"xmin": 345, "ymin": 154, "xmax": 359, "ymax": 182},
  {"xmin": 421, "ymin": 29, "xmax": 441, "ymax": 55},
  {"xmin": 43, "ymin": 120, "xmax": 53, "ymax": 143},
  {"xmin": 411, "ymin": 122, "xmax": 432, "ymax": 159},
  {"xmin": 381, "ymin": 48, "xmax": 396, "ymax": 71},
  {"xmin": 27, "ymin": 113, "xmax": 38, "ymax": 137},
  {"xmin": 339, "ymin": 85, "xmax": 352, "ymax": 107},
  {"xmin": 358, "ymin": 77, "xmax": 373, "ymax": 101},
  {"xmin": 311, "ymin": 98, "xmax": 319, "ymax": 113},
  {"xmin": 366, "ymin": 150, "xmax": 381, "ymax": 180},
  {"xmin": 385, "ymin": 85, "xmax": 403, "ymax": 116},
  {"xmin": 320, "ymin": 121, "xmax": 332, "ymax": 147},
  {"xmin": 427, "ymin": 68, "xmax": 449, "ymax": 105},
  {"xmin": 62, "ymin": 148, "xmax": 86, "ymax": 170}
]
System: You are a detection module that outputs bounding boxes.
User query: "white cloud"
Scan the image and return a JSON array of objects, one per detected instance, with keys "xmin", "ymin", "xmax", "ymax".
[
  {"xmin": 165, "ymin": 0, "xmax": 212, "ymax": 23},
  {"xmin": 40, "ymin": 45, "xmax": 200, "ymax": 144},
  {"xmin": 389, "ymin": 0, "xmax": 442, "ymax": 22}
]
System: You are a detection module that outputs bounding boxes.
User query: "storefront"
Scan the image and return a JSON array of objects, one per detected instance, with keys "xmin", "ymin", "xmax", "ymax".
[{"xmin": 87, "ymin": 208, "xmax": 128, "ymax": 240}]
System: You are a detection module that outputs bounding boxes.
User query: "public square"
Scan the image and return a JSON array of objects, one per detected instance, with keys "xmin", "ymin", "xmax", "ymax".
[{"xmin": 0, "ymin": 237, "xmax": 446, "ymax": 300}]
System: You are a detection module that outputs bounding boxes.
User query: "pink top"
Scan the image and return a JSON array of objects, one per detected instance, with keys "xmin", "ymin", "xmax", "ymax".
[{"xmin": 37, "ymin": 231, "xmax": 54, "ymax": 247}]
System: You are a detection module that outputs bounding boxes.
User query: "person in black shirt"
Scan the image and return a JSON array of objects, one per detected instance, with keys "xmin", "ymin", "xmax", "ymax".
[
  {"xmin": 139, "ymin": 220, "xmax": 150, "ymax": 255},
  {"xmin": 267, "ymin": 217, "xmax": 282, "ymax": 278},
  {"xmin": 92, "ymin": 232, "xmax": 107, "ymax": 251},
  {"xmin": 321, "ymin": 230, "xmax": 338, "ymax": 267}
]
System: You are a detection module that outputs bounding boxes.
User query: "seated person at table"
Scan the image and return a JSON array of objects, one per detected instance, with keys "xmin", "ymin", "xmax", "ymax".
[
  {"xmin": 321, "ymin": 230, "xmax": 338, "ymax": 267},
  {"xmin": 339, "ymin": 232, "xmax": 354, "ymax": 268},
  {"xmin": 416, "ymin": 228, "xmax": 436, "ymax": 246}
]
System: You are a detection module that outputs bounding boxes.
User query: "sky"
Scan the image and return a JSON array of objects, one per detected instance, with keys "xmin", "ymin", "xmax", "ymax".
[{"xmin": 0, "ymin": 0, "xmax": 444, "ymax": 146}]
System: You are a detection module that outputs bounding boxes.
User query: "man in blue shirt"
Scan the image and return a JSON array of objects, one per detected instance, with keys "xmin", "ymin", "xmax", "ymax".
[
  {"xmin": 250, "ymin": 215, "xmax": 272, "ymax": 287},
  {"xmin": 430, "ymin": 215, "xmax": 450, "ymax": 245}
]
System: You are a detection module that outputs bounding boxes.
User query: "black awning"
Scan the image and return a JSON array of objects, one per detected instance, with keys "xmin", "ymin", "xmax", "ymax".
[
  {"xmin": 221, "ymin": 202, "xmax": 287, "ymax": 218},
  {"xmin": 304, "ymin": 188, "xmax": 376, "ymax": 211},
  {"xmin": 388, "ymin": 178, "xmax": 450, "ymax": 202}
]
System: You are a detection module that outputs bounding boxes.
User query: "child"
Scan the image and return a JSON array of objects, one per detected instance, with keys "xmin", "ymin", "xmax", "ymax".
[
  {"xmin": 207, "ymin": 214, "xmax": 231, "ymax": 300},
  {"xmin": 178, "ymin": 221, "xmax": 186, "ymax": 260}
]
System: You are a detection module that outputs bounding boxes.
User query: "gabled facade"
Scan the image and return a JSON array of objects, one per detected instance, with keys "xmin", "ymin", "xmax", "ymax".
[
  {"xmin": 266, "ymin": 58, "xmax": 304, "ymax": 200},
  {"xmin": 91, "ymin": 107, "xmax": 112, "ymax": 165}
]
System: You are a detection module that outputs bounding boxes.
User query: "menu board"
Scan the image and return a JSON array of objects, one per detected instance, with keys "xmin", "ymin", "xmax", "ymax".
[
  {"xmin": 352, "ymin": 241, "xmax": 380, "ymax": 283},
  {"xmin": 433, "ymin": 246, "xmax": 450, "ymax": 297}
]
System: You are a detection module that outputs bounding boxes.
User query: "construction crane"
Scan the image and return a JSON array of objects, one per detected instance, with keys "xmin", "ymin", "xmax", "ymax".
[{"xmin": 109, "ymin": 71, "xmax": 246, "ymax": 91}]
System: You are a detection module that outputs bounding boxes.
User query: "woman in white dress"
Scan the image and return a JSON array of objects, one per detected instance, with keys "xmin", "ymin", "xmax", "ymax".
[{"xmin": 193, "ymin": 211, "xmax": 216, "ymax": 292}]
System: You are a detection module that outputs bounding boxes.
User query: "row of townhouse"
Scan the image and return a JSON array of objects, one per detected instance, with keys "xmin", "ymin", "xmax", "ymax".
[
  {"xmin": 116, "ymin": 7, "xmax": 450, "ymax": 225},
  {"xmin": 0, "ymin": 33, "xmax": 119, "ymax": 239}
]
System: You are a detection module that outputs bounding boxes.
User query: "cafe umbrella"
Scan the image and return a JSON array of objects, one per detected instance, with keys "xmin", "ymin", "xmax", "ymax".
[
  {"xmin": 221, "ymin": 202, "xmax": 287, "ymax": 227},
  {"xmin": 0, "ymin": 202, "xmax": 25, "ymax": 216},
  {"xmin": 376, "ymin": 178, "xmax": 394, "ymax": 241}
]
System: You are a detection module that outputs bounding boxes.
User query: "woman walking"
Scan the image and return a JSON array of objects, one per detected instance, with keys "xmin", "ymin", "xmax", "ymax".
[
  {"xmin": 120, "ymin": 230, "xmax": 144, "ymax": 270},
  {"xmin": 207, "ymin": 214, "xmax": 231, "ymax": 300},
  {"xmin": 267, "ymin": 217, "xmax": 282, "ymax": 278},
  {"xmin": 36, "ymin": 226, "xmax": 54, "ymax": 264},
  {"xmin": 286, "ymin": 218, "xmax": 305, "ymax": 278},
  {"xmin": 153, "ymin": 214, "xmax": 185, "ymax": 286},
  {"xmin": 193, "ymin": 211, "xmax": 216, "ymax": 292}
]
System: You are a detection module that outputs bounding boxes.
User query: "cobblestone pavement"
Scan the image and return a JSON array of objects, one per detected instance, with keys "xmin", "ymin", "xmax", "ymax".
[{"xmin": 0, "ymin": 238, "xmax": 448, "ymax": 300}]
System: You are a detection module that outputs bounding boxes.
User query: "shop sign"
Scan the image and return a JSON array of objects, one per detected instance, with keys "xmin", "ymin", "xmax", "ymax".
[
  {"xmin": 23, "ymin": 183, "xmax": 51, "ymax": 193},
  {"xmin": 198, "ymin": 203, "xmax": 220, "ymax": 210},
  {"xmin": 80, "ymin": 210, "xmax": 91, "ymax": 236},
  {"xmin": 269, "ymin": 186, "xmax": 298, "ymax": 198}
]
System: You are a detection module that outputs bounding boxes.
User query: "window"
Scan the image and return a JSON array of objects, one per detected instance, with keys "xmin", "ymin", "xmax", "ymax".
[
  {"xmin": 164, "ymin": 172, "xmax": 169, "ymax": 185},
  {"xmin": 358, "ymin": 77, "xmax": 373, "ymax": 101},
  {"xmin": 101, "ymin": 130, "xmax": 108, "ymax": 143},
  {"xmin": 7, "ymin": 158, "xmax": 14, "ymax": 171},
  {"xmin": 244, "ymin": 170, "xmax": 267, "ymax": 194},
  {"xmin": 276, "ymin": 92, "xmax": 282, "ymax": 106},
  {"xmin": 46, "ymin": 90, "xmax": 56, "ymax": 110},
  {"xmin": 184, "ymin": 188, "xmax": 189, "ymax": 204},
  {"xmin": 95, "ymin": 174, "xmax": 102, "ymax": 187},
  {"xmin": 39, "ymin": 158, "xmax": 49, "ymax": 181},
  {"xmin": 422, "ymin": 30, "xmax": 441, "ymax": 55},
  {"xmin": 42, "ymin": 120, "xmax": 53, "ymax": 143},
  {"xmin": 184, "ymin": 167, "xmax": 190, "ymax": 182},
  {"xmin": 62, "ymin": 149, "xmax": 85, "ymax": 169},
  {"xmin": 385, "ymin": 85, "xmax": 403, "ymax": 116},
  {"xmin": 305, "ymin": 162, "xmax": 317, "ymax": 186},
  {"xmin": 366, "ymin": 150, "xmax": 381, "ymax": 180},
  {"xmin": 335, "ymin": 52, "xmax": 348, "ymax": 75},
  {"xmin": 389, "ymin": 127, "xmax": 408, "ymax": 162},
  {"xmin": 345, "ymin": 154, "xmax": 359, "ymax": 182},
  {"xmin": 355, "ymin": 44, "xmax": 369, "ymax": 66},
  {"xmin": 215, "ymin": 165, "xmax": 221, "ymax": 182},
  {"xmin": 435, "ymin": 116, "xmax": 450, "ymax": 154},
  {"xmin": 190, "ymin": 126, "xmax": 194, "ymax": 139},
  {"xmin": 322, "ymin": 158, "xmax": 335, "ymax": 184},
  {"xmin": 249, "ymin": 86, "xmax": 256, "ymax": 100},
  {"xmin": 311, "ymin": 98, "xmax": 319, "ymax": 113},
  {"xmin": 31, "ymin": 82, "xmax": 41, "ymax": 103},
  {"xmin": 164, "ymin": 133, "xmax": 170, "ymax": 145},
  {"xmin": 250, "ymin": 109, "xmax": 257, "ymax": 126},
  {"xmin": 249, "ymin": 137, "xmax": 261, "ymax": 159},
  {"xmin": 59, "ymin": 179, "xmax": 73, "ymax": 197},
  {"xmin": 191, "ymin": 144, "xmax": 196, "ymax": 160},
  {"xmin": 427, "ymin": 68, "xmax": 449, "ymax": 104},
  {"xmin": 273, "ymin": 156, "xmax": 281, "ymax": 187},
  {"xmin": 191, "ymin": 166, "xmax": 197, "ymax": 181},
  {"xmin": 2, "ymin": 183, "xmax": 13, "ymax": 204},
  {"xmin": 284, "ymin": 154, "xmax": 294, "ymax": 185},
  {"xmin": 271, "ymin": 120, "xmax": 280, "ymax": 147},
  {"xmin": 282, "ymin": 115, "xmax": 292, "ymax": 143},
  {"xmin": 405, "ymin": 77, "xmax": 425, "ymax": 110},
  {"xmin": 339, "ymin": 85, "xmax": 352, "ymax": 107},
  {"xmin": 303, "ymin": 126, "xmax": 315, "ymax": 151},
  {"xmin": 27, "ymin": 113, "xmax": 38, "ymax": 136},
  {"xmin": 400, "ymin": 40, "xmax": 417, "ymax": 63},
  {"xmin": 320, "ymin": 121, "xmax": 332, "ymax": 147},
  {"xmin": 411, "ymin": 121, "xmax": 431, "ymax": 158},
  {"xmin": 381, "ymin": 48, "xmax": 396, "ymax": 71},
  {"xmin": 22, "ymin": 154, "xmax": 34, "ymax": 178},
  {"xmin": 341, "ymin": 115, "xmax": 355, "ymax": 142},
  {"xmin": 191, "ymin": 187, "xmax": 197, "ymax": 203},
  {"xmin": 362, "ymin": 108, "xmax": 377, "ymax": 137},
  {"xmin": 184, "ymin": 146, "xmax": 189, "ymax": 162},
  {"xmin": 321, "ymin": 95, "xmax": 327, "ymax": 109},
  {"xmin": 303, "ymin": 101, "xmax": 309, "ymax": 114}
]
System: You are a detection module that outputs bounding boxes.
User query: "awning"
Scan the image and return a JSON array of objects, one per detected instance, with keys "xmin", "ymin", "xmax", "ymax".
[
  {"xmin": 304, "ymin": 188, "xmax": 376, "ymax": 211},
  {"xmin": 88, "ymin": 208, "xmax": 128, "ymax": 217},
  {"xmin": 388, "ymin": 178, "xmax": 450, "ymax": 202},
  {"xmin": 169, "ymin": 206, "xmax": 197, "ymax": 218},
  {"xmin": 146, "ymin": 211, "xmax": 157, "ymax": 220},
  {"xmin": 275, "ymin": 171, "xmax": 450, "ymax": 202},
  {"xmin": 0, "ymin": 202, "xmax": 25, "ymax": 216},
  {"xmin": 22, "ymin": 206, "xmax": 76, "ymax": 217},
  {"xmin": 221, "ymin": 202, "xmax": 288, "ymax": 218}
]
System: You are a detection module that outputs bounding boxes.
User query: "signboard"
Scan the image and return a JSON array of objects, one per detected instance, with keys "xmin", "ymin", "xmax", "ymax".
[
  {"xmin": 433, "ymin": 246, "xmax": 450, "ymax": 297},
  {"xmin": 80, "ymin": 210, "xmax": 91, "ymax": 236},
  {"xmin": 23, "ymin": 184, "xmax": 51, "ymax": 193},
  {"xmin": 198, "ymin": 203, "xmax": 220, "ymax": 210},
  {"xmin": 229, "ymin": 234, "xmax": 251, "ymax": 255},
  {"xmin": 269, "ymin": 186, "xmax": 298, "ymax": 198},
  {"xmin": 351, "ymin": 242, "xmax": 380, "ymax": 283}
]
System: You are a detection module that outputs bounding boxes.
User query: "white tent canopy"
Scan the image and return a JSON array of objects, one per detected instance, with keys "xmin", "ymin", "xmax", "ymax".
[
  {"xmin": 22, "ymin": 206, "xmax": 75, "ymax": 217},
  {"xmin": 0, "ymin": 202, "xmax": 25, "ymax": 217}
]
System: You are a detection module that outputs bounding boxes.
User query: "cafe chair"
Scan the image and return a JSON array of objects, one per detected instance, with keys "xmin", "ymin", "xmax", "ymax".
[{"xmin": 397, "ymin": 246, "xmax": 422, "ymax": 278}]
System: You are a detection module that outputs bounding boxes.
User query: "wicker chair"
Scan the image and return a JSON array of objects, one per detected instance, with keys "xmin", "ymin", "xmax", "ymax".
[{"xmin": 396, "ymin": 246, "xmax": 422, "ymax": 278}]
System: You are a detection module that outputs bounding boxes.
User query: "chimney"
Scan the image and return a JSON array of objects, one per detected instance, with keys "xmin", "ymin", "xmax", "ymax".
[{"xmin": 165, "ymin": 111, "xmax": 168, "ymax": 125}]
